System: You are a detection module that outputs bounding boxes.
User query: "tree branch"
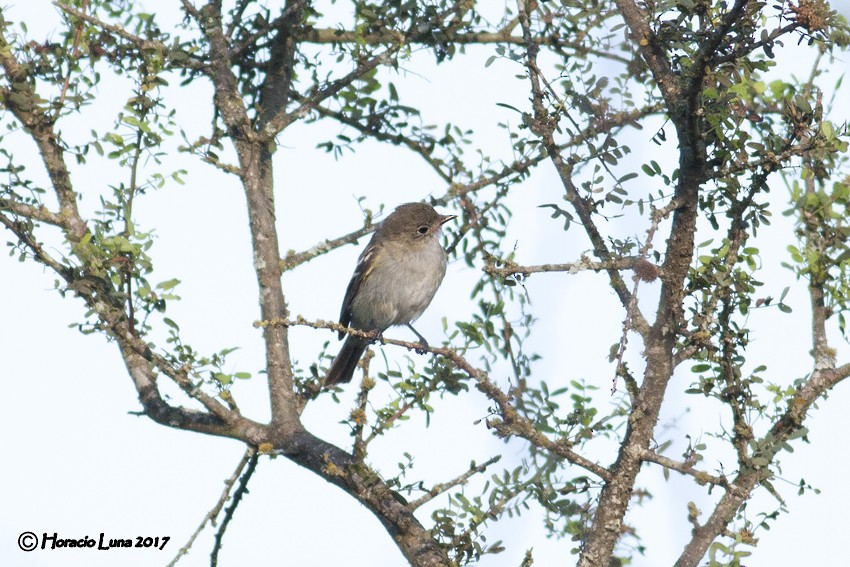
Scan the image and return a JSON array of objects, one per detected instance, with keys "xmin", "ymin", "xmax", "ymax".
[
  {"xmin": 0, "ymin": 214, "xmax": 71, "ymax": 275},
  {"xmin": 640, "ymin": 448, "xmax": 735, "ymax": 490},
  {"xmin": 291, "ymin": 28, "xmax": 631, "ymax": 64},
  {"xmin": 255, "ymin": 0, "xmax": 307, "ymax": 128},
  {"xmin": 304, "ymin": 97, "xmax": 453, "ymax": 184},
  {"xmin": 261, "ymin": 46, "xmax": 403, "ymax": 138},
  {"xmin": 612, "ymin": 0, "xmax": 678, "ymax": 104},
  {"xmin": 611, "ymin": 201, "xmax": 679, "ymax": 392},
  {"xmin": 211, "ymin": 448, "xmax": 259, "ymax": 566},
  {"xmin": 685, "ymin": 0, "xmax": 749, "ymax": 100},
  {"xmin": 409, "ymin": 455, "xmax": 502, "ymax": 509},
  {"xmin": 0, "ymin": 211, "xmax": 252, "ymax": 438},
  {"xmin": 0, "ymin": 26, "xmax": 88, "ymax": 242},
  {"xmin": 279, "ymin": 429, "xmax": 452, "ymax": 566},
  {"xmin": 183, "ymin": 0, "xmax": 303, "ymax": 435},
  {"xmin": 54, "ymin": 2, "xmax": 171, "ymax": 54},
  {"xmin": 167, "ymin": 447, "xmax": 257, "ymax": 567},
  {"xmin": 483, "ymin": 256, "xmax": 653, "ymax": 278},
  {"xmin": 802, "ymin": 151, "xmax": 832, "ymax": 365},
  {"xmin": 578, "ymin": 0, "xmax": 709, "ymax": 561},
  {"xmin": 674, "ymin": 346, "xmax": 850, "ymax": 567},
  {"xmin": 0, "ymin": 197, "xmax": 62, "ymax": 228},
  {"xmin": 280, "ymin": 220, "xmax": 375, "ymax": 272}
]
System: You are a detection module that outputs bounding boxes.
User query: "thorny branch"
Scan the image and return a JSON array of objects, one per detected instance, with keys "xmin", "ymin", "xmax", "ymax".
[
  {"xmin": 211, "ymin": 449, "xmax": 260, "ymax": 566},
  {"xmin": 167, "ymin": 447, "xmax": 258, "ymax": 567}
]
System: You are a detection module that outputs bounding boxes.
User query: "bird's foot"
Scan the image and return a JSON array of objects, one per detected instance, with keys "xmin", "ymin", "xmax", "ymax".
[{"xmin": 405, "ymin": 323, "xmax": 430, "ymax": 354}]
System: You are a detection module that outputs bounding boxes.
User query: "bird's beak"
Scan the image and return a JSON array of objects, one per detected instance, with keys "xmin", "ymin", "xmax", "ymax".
[{"xmin": 439, "ymin": 214, "xmax": 456, "ymax": 226}]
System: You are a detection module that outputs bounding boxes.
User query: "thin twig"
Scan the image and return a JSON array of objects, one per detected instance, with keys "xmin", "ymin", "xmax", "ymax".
[
  {"xmin": 302, "ymin": 98, "xmax": 453, "ymax": 184},
  {"xmin": 280, "ymin": 223, "xmax": 375, "ymax": 272},
  {"xmin": 262, "ymin": 46, "xmax": 403, "ymax": 137},
  {"xmin": 54, "ymin": 2, "xmax": 167, "ymax": 52},
  {"xmin": 409, "ymin": 455, "xmax": 502, "ymax": 509},
  {"xmin": 291, "ymin": 28, "xmax": 630, "ymax": 65},
  {"xmin": 640, "ymin": 448, "xmax": 737, "ymax": 491},
  {"xmin": 1, "ymin": 214, "xmax": 73, "ymax": 277},
  {"xmin": 178, "ymin": 135, "xmax": 243, "ymax": 175},
  {"xmin": 612, "ymin": 200, "xmax": 679, "ymax": 393},
  {"xmin": 55, "ymin": 0, "xmax": 88, "ymax": 112},
  {"xmin": 362, "ymin": 390, "xmax": 424, "ymax": 446},
  {"xmin": 351, "ymin": 362, "xmax": 375, "ymax": 460},
  {"xmin": 167, "ymin": 447, "xmax": 257, "ymax": 567},
  {"xmin": 210, "ymin": 449, "xmax": 260, "ymax": 566},
  {"xmin": 484, "ymin": 256, "xmax": 647, "ymax": 278}
]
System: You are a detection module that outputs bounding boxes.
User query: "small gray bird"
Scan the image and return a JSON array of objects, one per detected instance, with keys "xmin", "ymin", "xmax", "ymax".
[{"xmin": 325, "ymin": 202, "xmax": 455, "ymax": 386}]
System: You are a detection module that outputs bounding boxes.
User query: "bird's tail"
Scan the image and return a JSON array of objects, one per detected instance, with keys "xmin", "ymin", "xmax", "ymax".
[{"xmin": 325, "ymin": 336, "xmax": 369, "ymax": 386}]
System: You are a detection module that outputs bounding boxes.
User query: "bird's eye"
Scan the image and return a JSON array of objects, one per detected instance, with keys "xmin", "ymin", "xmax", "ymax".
[{"xmin": 417, "ymin": 226, "xmax": 429, "ymax": 235}]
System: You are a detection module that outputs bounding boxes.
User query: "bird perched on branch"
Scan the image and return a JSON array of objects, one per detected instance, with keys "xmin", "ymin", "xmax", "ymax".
[{"xmin": 325, "ymin": 202, "xmax": 456, "ymax": 386}]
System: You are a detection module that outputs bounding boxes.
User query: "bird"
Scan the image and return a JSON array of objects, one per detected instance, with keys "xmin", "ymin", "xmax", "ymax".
[{"xmin": 325, "ymin": 202, "xmax": 456, "ymax": 386}]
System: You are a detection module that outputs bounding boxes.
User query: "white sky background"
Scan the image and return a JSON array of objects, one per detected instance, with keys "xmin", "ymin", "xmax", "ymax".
[{"xmin": 2, "ymin": 2, "xmax": 850, "ymax": 566}]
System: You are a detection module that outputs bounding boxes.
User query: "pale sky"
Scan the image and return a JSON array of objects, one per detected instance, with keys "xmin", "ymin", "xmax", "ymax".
[{"xmin": 3, "ymin": 2, "xmax": 850, "ymax": 567}]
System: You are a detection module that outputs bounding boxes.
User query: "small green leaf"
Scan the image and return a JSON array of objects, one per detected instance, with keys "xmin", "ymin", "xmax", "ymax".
[
  {"xmin": 495, "ymin": 102, "xmax": 522, "ymax": 113},
  {"xmin": 157, "ymin": 278, "xmax": 181, "ymax": 290},
  {"xmin": 212, "ymin": 372, "xmax": 232, "ymax": 385}
]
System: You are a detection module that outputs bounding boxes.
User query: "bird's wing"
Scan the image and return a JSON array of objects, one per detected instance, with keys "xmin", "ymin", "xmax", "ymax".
[{"xmin": 338, "ymin": 242, "xmax": 379, "ymax": 338}]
